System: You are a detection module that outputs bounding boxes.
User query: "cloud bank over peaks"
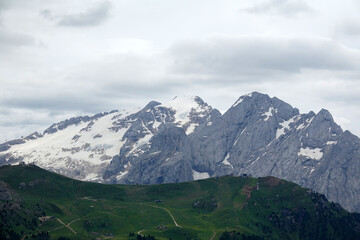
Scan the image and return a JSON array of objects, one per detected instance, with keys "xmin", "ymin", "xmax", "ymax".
[{"xmin": 168, "ymin": 36, "xmax": 359, "ymax": 80}]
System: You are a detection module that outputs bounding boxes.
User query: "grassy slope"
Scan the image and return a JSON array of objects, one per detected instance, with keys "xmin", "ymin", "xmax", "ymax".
[{"xmin": 0, "ymin": 165, "xmax": 359, "ymax": 240}]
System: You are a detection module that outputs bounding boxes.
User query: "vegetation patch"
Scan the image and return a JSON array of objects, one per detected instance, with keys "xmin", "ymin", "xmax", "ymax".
[{"xmin": 1, "ymin": 165, "xmax": 360, "ymax": 240}]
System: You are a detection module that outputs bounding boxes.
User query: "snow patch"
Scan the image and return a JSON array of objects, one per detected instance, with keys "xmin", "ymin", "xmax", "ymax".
[
  {"xmin": 161, "ymin": 96, "xmax": 210, "ymax": 133},
  {"xmin": 152, "ymin": 121, "xmax": 162, "ymax": 129},
  {"xmin": 232, "ymin": 98, "xmax": 243, "ymax": 108},
  {"xmin": 128, "ymin": 133, "xmax": 153, "ymax": 156},
  {"xmin": 276, "ymin": 116, "xmax": 297, "ymax": 139},
  {"xmin": 116, "ymin": 170, "xmax": 129, "ymax": 180},
  {"xmin": 240, "ymin": 127, "xmax": 247, "ymax": 136},
  {"xmin": 83, "ymin": 173, "xmax": 101, "ymax": 181},
  {"xmin": 298, "ymin": 147, "xmax": 323, "ymax": 160},
  {"xmin": 150, "ymin": 151, "xmax": 161, "ymax": 155},
  {"xmin": 232, "ymin": 93, "xmax": 253, "ymax": 108},
  {"xmin": 192, "ymin": 170, "xmax": 210, "ymax": 180},
  {"xmin": 222, "ymin": 153, "xmax": 234, "ymax": 169},
  {"xmin": 296, "ymin": 123, "xmax": 305, "ymax": 130},
  {"xmin": 326, "ymin": 141, "xmax": 337, "ymax": 145},
  {"xmin": 233, "ymin": 138, "xmax": 239, "ymax": 146},
  {"xmin": 161, "ymin": 96, "xmax": 197, "ymax": 125},
  {"xmin": 262, "ymin": 107, "xmax": 276, "ymax": 121},
  {"xmin": 186, "ymin": 123, "xmax": 199, "ymax": 135},
  {"xmin": 296, "ymin": 116, "xmax": 314, "ymax": 131},
  {"xmin": 249, "ymin": 156, "xmax": 260, "ymax": 166}
]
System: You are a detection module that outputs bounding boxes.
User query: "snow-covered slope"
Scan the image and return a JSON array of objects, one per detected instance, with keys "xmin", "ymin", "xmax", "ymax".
[
  {"xmin": 0, "ymin": 96, "xmax": 219, "ymax": 182},
  {"xmin": 0, "ymin": 109, "xmax": 137, "ymax": 181}
]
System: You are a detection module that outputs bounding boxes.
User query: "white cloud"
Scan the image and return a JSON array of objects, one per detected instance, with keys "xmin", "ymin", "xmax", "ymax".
[{"xmin": 242, "ymin": 0, "xmax": 315, "ymax": 17}]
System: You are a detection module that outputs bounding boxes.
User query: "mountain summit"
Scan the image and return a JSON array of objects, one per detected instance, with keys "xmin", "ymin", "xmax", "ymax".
[{"xmin": 1, "ymin": 92, "xmax": 360, "ymax": 212}]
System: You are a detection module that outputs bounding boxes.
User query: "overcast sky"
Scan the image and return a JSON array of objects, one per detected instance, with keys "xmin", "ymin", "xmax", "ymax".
[{"xmin": 1, "ymin": 0, "xmax": 360, "ymax": 142}]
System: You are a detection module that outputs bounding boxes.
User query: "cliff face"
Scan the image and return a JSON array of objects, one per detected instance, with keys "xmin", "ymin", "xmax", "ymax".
[{"xmin": 1, "ymin": 92, "xmax": 360, "ymax": 212}]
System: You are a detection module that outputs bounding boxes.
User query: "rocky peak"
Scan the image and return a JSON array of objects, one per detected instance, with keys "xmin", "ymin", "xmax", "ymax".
[
  {"xmin": 225, "ymin": 92, "xmax": 299, "ymax": 127},
  {"xmin": 2, "ymin": 92, "xmax": 360, "ymax": 213},
  {"xmin": 143, "ymin": 101, "xmax": 162, "ymax": 111},
  {"xmin": 304, "ymin": 109, "xmax": 343, "ymax": 145}
]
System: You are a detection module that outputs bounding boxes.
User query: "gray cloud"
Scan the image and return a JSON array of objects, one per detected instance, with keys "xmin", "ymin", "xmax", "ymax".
[
  {"xmin": 0, "ymin": 28, "xmax": 36, "ymax": 49},
  {"xmin": 336, "ymin": 21, "xmax": 360, "ymax": 37},
  {"xmin": 241, "ymin": 0, "xmax": 314, "ymax": 17},
  {"xmin": 0, "ymin": 0, "xmax": 10, "ymax": 25},
  {"xmin": 41, "ymin": 0, "xmax": 112, "ymax": 27},
  {"xmin": 168, "ymin": 36, "xmax": 359, "ymax": 80},
  {"xmin": 0, "ymin": 53, "xmax": 173, "ymax": 118},
  {"xmin": 2, "ymin": 36, "xmax": 359, "ymax": 119},
  {"xmin": 0, "ymin": 0, "xmax": 11, "ymax": 11},
  {"xmin": 0, "ymin": 0, "xmax": 36, "ymax": 50}
]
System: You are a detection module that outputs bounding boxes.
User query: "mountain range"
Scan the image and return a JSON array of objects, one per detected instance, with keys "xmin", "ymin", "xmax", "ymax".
[{"xmin": 1, "ymin": 92, "xmax": 360, "ymax": 212}]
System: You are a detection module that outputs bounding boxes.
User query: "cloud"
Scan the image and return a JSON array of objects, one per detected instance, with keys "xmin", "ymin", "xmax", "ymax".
[
  {"xmin": 0, "ymin": 0, "xmax": 10, "ymax": 11},
  {"xmin": 241, "ymin": 0, "xmax": 314, "ymax": 17},
  {"xmin": 0, "ymin": 0, "xmax": 37, "ymax": 51},
  {"xmin": 2, "ymin": 36, "xmax": 360, "ymax": 115},
  {"xmin": 41, "ymin": 0, "xmax": 112, "ymax": 27},
  {"xmin": 0, "ymin": 28, "xmax": 36, "ymax": 49},
  {"xmin": 2, "ymin": 35, "xmax": 360, "ymax": 142},
  {"xmin": 336, "ymin": 21, "xmax": 360, "ymax": 37},
  {"xmin": 0, "ymin": 53, "xmax": 171, "ymax": 117},
  {"xmin": 167, "ymin": 36, "xmax": 359, "ymax": 81}
]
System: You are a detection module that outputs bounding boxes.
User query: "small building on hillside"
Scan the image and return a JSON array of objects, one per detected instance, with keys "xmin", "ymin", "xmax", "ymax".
[{"xmin": 38, "ymin": 216, "xmax": 54, "ymax": 223}]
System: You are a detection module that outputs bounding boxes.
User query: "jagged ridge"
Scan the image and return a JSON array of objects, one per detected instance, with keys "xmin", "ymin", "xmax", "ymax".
[{"xmin": 1, "ymin": 92, "xmax": 360, "ymax": 213}]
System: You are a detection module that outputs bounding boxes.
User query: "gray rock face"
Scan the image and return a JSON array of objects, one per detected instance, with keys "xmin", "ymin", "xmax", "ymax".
[
  {"xmin": 103, "ymin": 97, "xmax": 219, "ymax": 182},
  {"xmin": 189, "ymin": 92, "xmax": 360, "ymax": 212},
  {"xmin": 111, "ymin": 124, "xmax": 193, "ymax": 184},
  {"xmin": 1, "ymin": 92, "xmax": 360, "ymax": 212}
]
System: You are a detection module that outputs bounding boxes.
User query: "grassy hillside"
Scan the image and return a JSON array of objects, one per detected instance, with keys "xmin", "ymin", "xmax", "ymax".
[{"xmin": 1, "ymin": 165, "xmax": 360, "ymax": 240}]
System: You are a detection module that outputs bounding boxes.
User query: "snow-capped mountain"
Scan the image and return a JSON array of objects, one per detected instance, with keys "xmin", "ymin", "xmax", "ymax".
[
  {"xmin": 0, "ymin": 96, "xmax": 220, "ymax": 182},
  {"xmin": 1, "ymin": 92, "xmax": 360, "ymax": 212}
]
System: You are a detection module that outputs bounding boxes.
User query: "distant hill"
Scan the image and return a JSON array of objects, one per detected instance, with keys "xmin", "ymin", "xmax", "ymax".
[{"xmin": 1, "ymin": 165, "xmax": 360, "ymax": 240}]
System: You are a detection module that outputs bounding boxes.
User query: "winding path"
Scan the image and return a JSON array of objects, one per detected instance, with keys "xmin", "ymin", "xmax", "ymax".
[
  {"xmin": 210, "ymin": 230, "xmax": 216, "ymax": 240},
  {"xmin": 140, "ymin": 203, "xmax": 182, "ymax": 228},
  {"xmin": 137, "ymin": 230, "xmax": 145, "ymax": 236}
]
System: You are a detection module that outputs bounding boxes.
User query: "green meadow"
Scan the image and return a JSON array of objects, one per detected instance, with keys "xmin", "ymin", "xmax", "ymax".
[{"xmin": 1, "ymin": 165, "xmax": 359, "ymax": 240}]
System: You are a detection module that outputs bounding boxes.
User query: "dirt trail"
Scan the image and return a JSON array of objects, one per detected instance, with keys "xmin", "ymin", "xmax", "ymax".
[
  {"xmin": 140, "ymin": 203, "xmax": 182, "ymax": 228},
  {"xmin": 49, "ymin": 218, "xmax": 80, "ymax": 234},
  {"xmin": 210, "ymin": 230, "xmax": 216, "ymax": 240},
  {"xmin": 240, "ymin": 185, "xmax": 257, "ymax": 209}
]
